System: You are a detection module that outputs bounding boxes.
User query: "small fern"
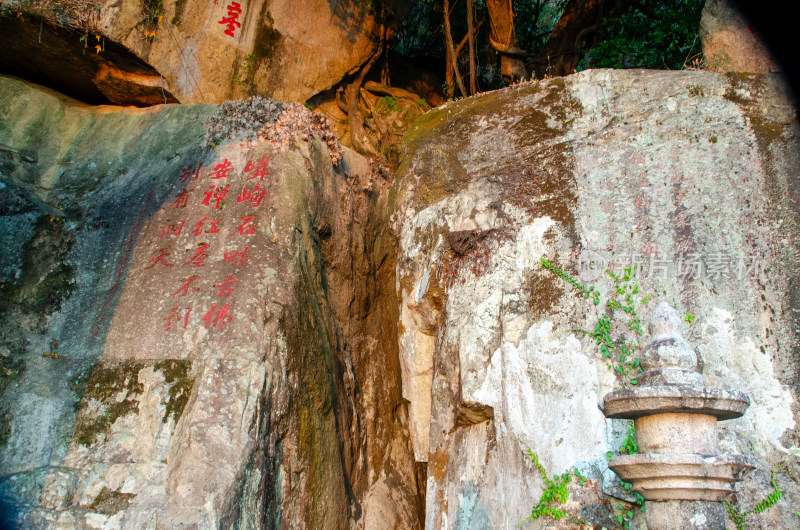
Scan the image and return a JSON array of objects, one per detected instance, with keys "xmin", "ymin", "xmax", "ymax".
[
  {"xmin": 724, "ymin": 464, "xmax": 783, "ymax": 529},
  {"xmin": 521, "ymin": 449, "xmax": 587, "ymax": 525}
]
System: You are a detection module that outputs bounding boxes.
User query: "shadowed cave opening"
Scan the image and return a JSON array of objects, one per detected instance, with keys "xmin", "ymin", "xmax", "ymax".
[{"xmin": 0, "ymin": 12, "xmax": 178, "ymax": 107}]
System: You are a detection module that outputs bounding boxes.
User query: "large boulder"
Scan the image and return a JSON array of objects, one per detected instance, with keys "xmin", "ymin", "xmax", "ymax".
[
  {"xmin": 0, "ymin": 77, "xmax": 421, "ymax": 528},
  {"xmin": 0, "ymin": 0, "xmax": 401, "ymax": 106},
  {"xmin": 700, "ymin": 0, "xmax": 780, "ymax": 74},
  {"xmin": 393, "ymin": 69, "xmax": 800, "ymax": 528}
]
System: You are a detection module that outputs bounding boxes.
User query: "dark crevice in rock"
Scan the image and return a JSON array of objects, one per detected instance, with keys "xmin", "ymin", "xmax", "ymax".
[{"xmin": 0, "ymin": 13, "xmax": 178, "ymax": 107}]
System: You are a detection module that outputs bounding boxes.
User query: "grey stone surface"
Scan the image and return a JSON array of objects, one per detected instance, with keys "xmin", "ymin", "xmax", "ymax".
[
  {"xmin": 646, "ymin": 500, "xmax": 725, "ymax": 529},
  {"xmin": 0, "ymin": 76, "xmax": 421, "ymax": 528},
  {"xmin": 393, "ymin": 68, "xmax": 800, "ymax": 528}
]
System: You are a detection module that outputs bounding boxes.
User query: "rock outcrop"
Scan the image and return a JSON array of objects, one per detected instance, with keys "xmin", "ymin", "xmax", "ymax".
[
  {"xmin": 0, "ymin": 0, "xmax": 402, "ymax": 106},
  {"xmin": 3, "ymin": 62, "xmax": 800, "ymax": 529},
  {"xmin": 700, "ymin": 0, "xmax": 780, "ymax": 74},
  {"xmin": 393, "ymin": 69, "xmax": 800, "ymax": 528},
  {"xmin": 0, "ymin": 77, "xmax": 421, "ymax": 528}
]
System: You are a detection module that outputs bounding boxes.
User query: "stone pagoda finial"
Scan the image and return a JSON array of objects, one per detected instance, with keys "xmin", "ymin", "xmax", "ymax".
[
  {"xmin": 638, "ymin": 302, "xmax": 703, "ymax": 386},
  {"xmin": 601, "ymin": 302, "xmax": 755, "ymax": 529}
]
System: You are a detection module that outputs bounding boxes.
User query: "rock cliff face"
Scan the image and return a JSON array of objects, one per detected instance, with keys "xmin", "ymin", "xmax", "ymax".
[
  {"xmin": 0, "ymin": 0, "xmax": 399, "ymax": 106},
  {"xmin": 393, "ymin": 69, "xmax": 800, "ymax": 528},
  {"xmin": 0, "ymin": 77, "xmax": 420, "ymax": 528},
  {"xmin": 2, "ymin": 66, "xmax": 800, "ymax": 529}
]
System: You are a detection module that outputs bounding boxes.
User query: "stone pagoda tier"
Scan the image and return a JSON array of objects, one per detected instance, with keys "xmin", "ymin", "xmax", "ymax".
[{"xmin": 602, "ymin": 302, "xmax": 755, "ymax": 529}]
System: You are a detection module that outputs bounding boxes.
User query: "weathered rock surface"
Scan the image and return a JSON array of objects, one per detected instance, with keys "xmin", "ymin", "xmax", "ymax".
[
  {"xmin": 700, "ymin": 0, "xmax": 780, "ymax": 74},
  {"xmin": 393, "ymin": 69, "xmax": 800, "ymax": 528},
  {"xmin": 0, "ymin": 76, "xmax": 421, "ymax": 528},
  {"xmin": 0, "ymin": 0, "xmax": 400, "ymax": 106}
]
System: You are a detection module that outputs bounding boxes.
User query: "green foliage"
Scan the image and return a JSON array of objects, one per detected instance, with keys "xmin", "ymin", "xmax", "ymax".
[
  {"xmin": 540, "ymin": 259, "xmax": 648, "ymax": 387},
  {"xmin": 390, "ymin": 0, "xmax": 566, "ymax": 91},
  {"xmin": 579, "ymin": 0, "xmax": 705, "ymax": 71},
  {"xmin": 619, "ymin": 421, "xmax": 637, "ymax": 455},
  {"xmin": 234, "ymin": 54, "xmax": 258, "ymax": 88},
  {"xmin": 540, "ymin": 258, "xmax": 600, "ymax": 305},
  {"xmin": 376, "ymin": 95, "xmax": 400, "ymax": 113},
  {"xmin": 521, "ymin": 449, "xmax": 587, "ymax": 525},
  {"xmin": 539, "ymin": 258, "xmax": 650, "ymax": 526},
  {"xmin": 725, "ymin": 464, "xmax": 784, "ymax": 529},
  {"xmin": 144, "ymin": 0, "xmax": 164, "ymax": 22}
]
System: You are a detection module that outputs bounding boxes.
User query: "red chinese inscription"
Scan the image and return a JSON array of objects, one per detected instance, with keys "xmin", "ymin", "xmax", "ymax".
[
  {"xmin": 244, "ymin": 154, "xmax": 270, "ymax": 181},
  {"xmin": 193, "ymin": 217, "xmax": 221, "ymax": 235},
  {"xmin": 174, "ymin": 189, "xmax": 191, "ymax": 208},
  {"xmin": 179, "ymin": 164, "xmax": 202, "ymax": 183},
  {"xmin": 211, "ymin": 158, "xmax": 234, "ymax": 179},
  {"xmin": 229, "ymin": 216, "xmax": 256, "ymax": 236},
  {"xmin": 202, "ymin": 184, "xmax": 229, "ymax": 209},
  {"xmin": 202, "ymin": 303, "xmax": 233, "ymax": 331},
  {"xmin": 171, "ymin": 276, "xmax": 201, "ymax": 296},
  {"xmin": 223, "ymin": 246, "xmax": 250, "ymax": 267},
  {"xmin": 219, "ymin": 3, "xmax": 242, "ymax": 37},
  {"xmin": 237, "ymin": 184, "xmax": 265, "ymax": 207},
  {"xmin": 159, "ymin": 221, "xmax": 185, "ymax": 237},
  {"xmin": 214, "ymin": 274, "xmax": 239, "ymax": 296},
  {"xmin": 165, "ymin": 307, "xmax": 192, "ymax": 330},
  {"xmin": 146, "ymin": 248, "xmax": 173, "ymax": 269},
  {"xmin": 184, "ymin": 244, "xmax": 210, "ymax": 267}
]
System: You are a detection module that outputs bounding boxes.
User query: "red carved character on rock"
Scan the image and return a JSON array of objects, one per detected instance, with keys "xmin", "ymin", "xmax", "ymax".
[
  {"xmin": 237, "ymin": 185, "xmax": 266, "ymax": 207},
  {"xmin": 184, "ymin": 244, "xmax": 210, "ymax": 267},
  {"xmin": 214, "ymin": 274, "xmax": 239, "ymax": 296},
  {"xmin": 178, "ymin": 164, "xmax": 202, "ymax": 183},
  {"xmin": 219, "ymin": 3, "xmax": 242, "ymax": 37},
  {"xmin": 201, "ymin": 303, "xmax": 233, "ymax": 331},
  {"xmin": 202, "ymin": 184, "xmax": 229, "ymax": 210},
  {"xmin": 222, "ymin": 246, "xmax": 250, "ymax": 267},
  {"xmin": 229, "ymin": 216, "xmax": 256, "ymax": 236},
  {"xmin": 146, "ymin": 248, "xmax": 173, "ymax": 269},
  {"xmin": 164, "ymin": 307, "xmax": 192, "ymax": 330},
  {"xmin": 171, "ymin": 276, "xmax": 201, "ymax": 296},
  {"xmin": 244, "ymin": 153, "xmax": 269, "ymax": 181},
  {"xmin": 193, "ymin": 217, "xmax": 221, "ymax": 235}
]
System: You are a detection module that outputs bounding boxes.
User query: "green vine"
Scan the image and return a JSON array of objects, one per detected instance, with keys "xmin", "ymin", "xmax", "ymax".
[
  {"xmin": 619, "ymin": 420, "xmax": 637, "ymax": 455},
  {"xmin": 540, "ymin": 258, "xmax": 600, "ymax": 305},
  {"xmin": 521, "ymin": 449, "xmax": 588, "ymax": 526},
  {"xmin": 540, "ymin": 258, "xmax": 648, "ymax": 388},
  {"xmin": 537, "ymin": 257, "xmax": 652, "ymax": 527},
  {"xmin": 234, "ymin": 53, "xmax": 258, "ymax": 88},
  {"xmin": 724, "ymin": 464, "xmax": 784, "ymax": 529}
]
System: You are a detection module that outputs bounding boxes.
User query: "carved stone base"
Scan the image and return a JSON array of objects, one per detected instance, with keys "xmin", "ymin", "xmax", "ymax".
[{"xmin": 645, "ymin": 500, "xmax": 725, "ymax": 530}]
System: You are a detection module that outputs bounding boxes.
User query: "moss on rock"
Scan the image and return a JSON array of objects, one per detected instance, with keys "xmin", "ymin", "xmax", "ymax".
[
  {"xmin": 73, "ymin": 361, "xmax": 144, "ymax": 447},
  {"xmin": 90, "ymin": 486, "xmax": 136, "ymax": 515},
  {"xmin": 154, "ymin": 359, "xmax": 193, "ymax": 424}
]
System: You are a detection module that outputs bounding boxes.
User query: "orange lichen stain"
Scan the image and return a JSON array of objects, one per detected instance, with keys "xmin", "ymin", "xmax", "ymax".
[{"xmin": 428, "ymin": 448, "xmax": 450, "ymax": 482}]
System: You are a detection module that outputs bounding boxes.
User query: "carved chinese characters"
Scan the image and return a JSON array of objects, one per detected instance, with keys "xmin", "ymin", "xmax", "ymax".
[
  {"xmin": 219, "ymin": 2, "xmax": 243, "ymax": 38},
  {"xmin": 103, "ymin": 143, "xmax": 278, "ymax": 360}
]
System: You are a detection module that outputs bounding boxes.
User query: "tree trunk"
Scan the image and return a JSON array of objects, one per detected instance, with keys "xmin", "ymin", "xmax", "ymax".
[
  {"xmin": 345, "ymin": 24, "xmax": 386, "ymax": 155},
  {"xmin": 443, "ymin": 0, "xmax": 467, "ymax": 98},
  {"xmin": 529, "ymin": 0, "xmax": 629, "ymax": 79},
  {"xmin": 485, "ymin": 0, "xmax": 527, "ymax": 83},
  {"xmin": 467, "ymin": 0, "xmax": 476, "ymax": 95}
]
